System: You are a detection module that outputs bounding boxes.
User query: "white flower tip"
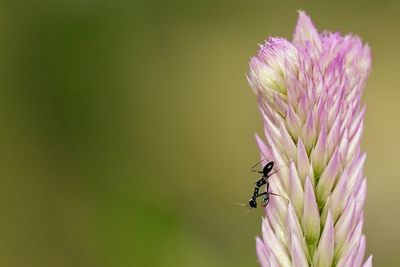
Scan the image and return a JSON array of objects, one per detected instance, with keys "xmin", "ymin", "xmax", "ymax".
[
  {"xmin": 293, "ymin": 11, "xmax": 322, "ymax": 51},
  {"xmin": 248, "ymin": 38, "xmax": 299, "ymax": 97}
]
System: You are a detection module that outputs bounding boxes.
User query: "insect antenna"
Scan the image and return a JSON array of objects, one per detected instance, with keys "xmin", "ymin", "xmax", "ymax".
[
  {"xmin": 232, "ymin": 202, "xmax": 253, "ymax": 236},
  {"xmin": 249, "ymin": 159, "xmax": 268, "ymax": 173},
  {"xmin": 231, "ymin": 201, "xmax": 250, "ymax": 208},
  {"xmin": 268, "ymin": 192, "xmax": 289, "ymax": 203}
]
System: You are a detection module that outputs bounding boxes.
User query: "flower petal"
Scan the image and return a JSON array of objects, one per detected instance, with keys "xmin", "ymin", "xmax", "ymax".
[
  {"xmin": 286, "ymin": 203, "xmax": 304, "ymax": 242},
  {"xmin": 286, "ymin": 105, "xmax": 303, "ymax": 137},
  {"xmin": 255, "ymin": 134, "xmax": 271, "ymax": 161},
  {"xmin": 262, "ymin": 218, "xmax": 291, "ymax": 266},
  {"xmin": 300, "ymin": 111, "xmax": 317, "ymax": 151},
  {"xmin": 310, "ymin": 124, "xmax": 327, "ymax": 176},
  {"xmin": 279, "ymin": 121, "xmax": 297, "ymax": 160},
  {"xmin": 293, "ymin": 11, "xmax": 322, "ymax": 53},
  {"xmin": 288, "ymin": 161, "xmax": 304, "ymax": 217},
  {"xmin": 302, "ymin": 176, "xmax": 320, "ymax": 245},
  {"xmin": 256, "ymin": 237, "xmax": 270, "ymax": 267},
  {"xmin": 313, "ymin": 211, "xmax": 334, "ymax": 267},
  {"xmin": 331, "ymin": 168, "xmax": 349, "ymax": 222},
  {"xmin": 335, "ymin": 196, "xmax": 356, "ymax": 253},
  {"xmin": 257, "ymin": 236, "xmax": 282, "ymax": 267},
  {"xmin": 316, "ymin": 149, "xmax": 340, "ymax": 207},
  {"xmin": 353, "ymin": 235, "xmax": 367, "ymax": 267},
  {"xmin": 291, "ymin": 232, "xmax": 309, "ymax": 267},
  {"xmin": 362, "ymin": 255, "xmax": 373, "ymax": 267},
  {"xmin": 297, "ymin": 138, "xmax": 309, "ymax": 185}
]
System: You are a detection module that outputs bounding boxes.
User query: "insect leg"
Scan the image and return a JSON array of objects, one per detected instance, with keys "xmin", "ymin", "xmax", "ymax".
[
  {"xmin": 256, "ymin": 192, "xmax": 270, "ymax": 207},
  {"xmin": 268, "ymin": 192, "xmax": 289, "ymax": 203}
]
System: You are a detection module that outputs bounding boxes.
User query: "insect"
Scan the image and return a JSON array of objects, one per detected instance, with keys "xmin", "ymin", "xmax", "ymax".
[{"xmin": 248, "ymin": 160, "xmax": 289, "ymax": 208}]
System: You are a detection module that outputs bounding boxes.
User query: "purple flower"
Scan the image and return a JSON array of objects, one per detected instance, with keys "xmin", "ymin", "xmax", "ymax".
[{"xmin": 247, "ymin": 11, "xmax": 372, "ymax": 267}]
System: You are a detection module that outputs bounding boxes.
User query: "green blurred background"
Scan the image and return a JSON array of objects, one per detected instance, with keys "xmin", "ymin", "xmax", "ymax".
[{"xmin": 0, "ymin": 0, "xmax": 398, "ymax": 266}]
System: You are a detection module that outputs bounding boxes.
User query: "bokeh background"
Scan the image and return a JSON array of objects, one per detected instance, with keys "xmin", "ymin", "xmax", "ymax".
[{"xmin": 0, "ymin": 1, "xmax": 399, "ymax": 266}]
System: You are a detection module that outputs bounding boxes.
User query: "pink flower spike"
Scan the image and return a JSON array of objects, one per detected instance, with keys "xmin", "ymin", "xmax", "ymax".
[{"xmin": 248, "ymin": 11, "xmax": 371, "ymax": 267}]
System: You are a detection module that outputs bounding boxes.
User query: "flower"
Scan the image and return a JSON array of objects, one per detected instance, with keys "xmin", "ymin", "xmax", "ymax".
[{"xmin": 247, "ymin": 11, "xmax": 372, "ymax": 267}]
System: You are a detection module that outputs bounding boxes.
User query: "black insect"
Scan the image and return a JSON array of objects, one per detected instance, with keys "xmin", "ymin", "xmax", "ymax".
[{"xmin": 248, "ymin": 160, "xmax": 284, "ymax": 209}]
